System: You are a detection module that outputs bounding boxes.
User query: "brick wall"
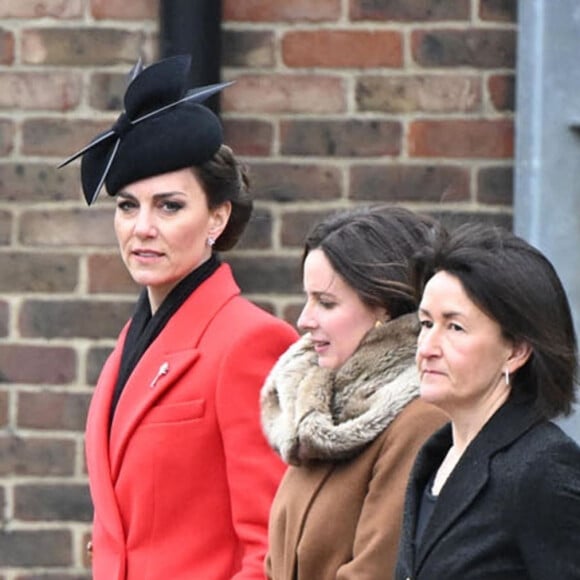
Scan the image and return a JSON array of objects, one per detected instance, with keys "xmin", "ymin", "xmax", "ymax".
[{"xmin": 0, "ymin": 0, "xmax": 516, "ymax": 576}]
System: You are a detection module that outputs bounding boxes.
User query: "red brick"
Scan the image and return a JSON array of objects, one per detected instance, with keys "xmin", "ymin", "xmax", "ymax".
[
  {"xmin": 19, "ymin": 208, "xmax": 116, "ymax": 247},
  {"xmin": 281, "ymin": 119, "xmax": 402, "ymax": 157},
  {"xmin": 350, "ymin": 164, "xmax": 470, "ymax": 203},
  {"xmin": 0, "ymin": 0, "xmax": 82, "ymax": 18},
  {"xmin": 357, "ymin": 75, "xmax": 481, "ymax": 113},
  {"xmin": 283, "ymin": 30, "xmax": 402, "ymax": 68},
  {"xmin": 18, "ymin": 391, "xmax": 91, "ymax": 431},
  {"xmin": 21, "ymin": 118, "xmax": 111, "ymax": 158},
  {"xmin": 228, "ymin": 256, "xmax": 302, "ymax": 294},
  {"xmin": 249, "ymin": 162, "xmax": 343, "ymax": 202},
  {"xmin": 222, "ymin": 74, "xmax": 346, "ymax": 114},
  {"xmin": 477, "ymin": 165, "xmax": 513, "ymax": 205},
  {"xmin": 0, "ymin": 72, "xmax": 81, "ymax": 111},
  {"xmin": 488, "ymin": 74, "xmax": 515, "ymax": 112},
  {"xmin": 0, "ymin": 119, "xmax": 15, "ymax": 156},
  {"xmin": 0, "ymin": 301, "xmax": 7, "ymax": 337},
  {"xmin": 222, "ymin": 30, "xmax": 276, "ymax": 68},
  {"xmin": 0, "ymin": 163, "xmax": 79, "ymax": 202},
  {"xmin": 432, "ymin": 210, "xmax": 512, "ymax": 232},
  {"xmin": 19, "ymin": 299, "xmax": 133, "ymax": 339},
  {"xmin": 89, "ymin": 72, "xmax": 126, "ymax": 111},
  {"xmin": 0, "ymin": 436, "xmax": 76, "ymax": 476},
  {"xmin": 283, "ymin": 303, "xmax": 303, "ymax": 328},
  {"xmin": 351, "ymin": 0, "xmax": 469, "ymax": 21},
  {"xmin": 223, "ymin": 0, "xmax": 340, "ymax": 22},
  {"xmin": 236, "ymin": 207, "xmax": 273, "ymax": 250},
  {"xmin": 15, "ymin": 484, "xmax": 92, "ymax": 521},
  {"xmin": 0, "ymin": 390, "xmax": 7, "ymax": 427},
  {"xmin": 409, "ymin": 120, "xmax": 514, "ymax": 158},
  {"xmin": 0, "ymin": 530, "xmax": 72, "ymax": 566},
  {"xmin": 88, "ymin": 253, "xmax": 139, "ymax": 294},
  {"xmin": 87, "ymin": 346, "xmax": 113, "ymax": 385},
  {"xmin": 0, "ymin": 253, "xmax": 78, "ymax": 292},
  {"xmin": 91, "ymin": 0, "xmax": 157, "ymax": 20},
  {"xmin": 412, "ymin": 29, "xmax": 516, "ymax": 68},
  {"xmin": 21, "ymin": 28, "xmax": 152, "ymax": 66},
  {"xmin": 0, "ymin": 345, "xmax": 76, "ymax": 384},
  {"xmin": 222, "ymin": 119, "xmax": 274, "ymax": 156},
  {"xmin": 480, "ymin": 0, "xmax": 517, "ymax": 22},
  {"xmin": 281, "ymin": 210, "xmax": 335, "ymax": 247},
  {"xmin": 0, "ymin": 29, "xmax": 15, "ymax": 64},
  {"xmin": 0, "ymin": 211, "xmax": 11, "ymax": 245}
]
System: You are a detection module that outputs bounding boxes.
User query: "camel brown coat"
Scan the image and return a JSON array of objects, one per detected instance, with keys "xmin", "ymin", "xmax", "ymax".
[
  {"xmin": 261, "ymin": 314, "xmax": 448, "ymax": 579},
  {"xmin": 267, "ymin": 399, "xmax": 446, "ymax": 580}
]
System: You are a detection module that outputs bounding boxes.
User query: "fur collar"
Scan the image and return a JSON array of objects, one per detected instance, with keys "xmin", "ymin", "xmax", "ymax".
[{"xmin": 261, "ymin": 313, "xmax": 420, "ymax": 465}]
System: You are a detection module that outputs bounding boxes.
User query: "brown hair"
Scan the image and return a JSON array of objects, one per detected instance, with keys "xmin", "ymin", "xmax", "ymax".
[
  {"xmin": 193, "ymin": 144, "xmax": 253, "ymax": 252},
  {"xmin": 303, "ymin": 204, "xmax": 438, "ymax": 320}
]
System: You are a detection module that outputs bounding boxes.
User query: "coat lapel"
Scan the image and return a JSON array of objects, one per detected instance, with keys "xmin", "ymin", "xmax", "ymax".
[
  {"xmin": 108, "ymin": 264, "xmax": 240, "ymax": 475},
  {"xmin": 283, "ymin": 463, "xmax": 335, "ymax": 576},
  {"xmin": 413, "ymin": 396, "xmax": 543, "ymax": 572},
  {"xmin": 398, "ymin": 423, "xmax": 450, "ymax": 573},
  {"xmin": 415, "ymin": 433, "xmax": 490, "ymax": 568},
  {"xmin": 108, "ymin": 343, "xmax": 201, "ymax": 478}
]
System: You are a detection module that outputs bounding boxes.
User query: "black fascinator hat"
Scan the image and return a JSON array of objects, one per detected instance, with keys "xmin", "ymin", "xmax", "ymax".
[{"xmin": 60, "ymin": 54, "xmax": 232, "ymax": 205}]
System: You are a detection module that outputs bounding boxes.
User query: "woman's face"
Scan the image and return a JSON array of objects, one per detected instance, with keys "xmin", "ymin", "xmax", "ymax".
[
  {"xmin": 416, "ymin": 270, "xmax": 519, "ymax": 418},
  {"xmin": 114, "ymin": 167, "xmax": 230, "ymax": 312},
  {"xmin": 297, "ymin": 248, "xmax": 383, "ymax": 370}
]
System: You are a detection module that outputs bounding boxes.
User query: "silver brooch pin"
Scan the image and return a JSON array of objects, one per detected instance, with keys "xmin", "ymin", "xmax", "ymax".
[{"xmin": 150, "ymin": 362, "xmax": 169, "ymax": 388}]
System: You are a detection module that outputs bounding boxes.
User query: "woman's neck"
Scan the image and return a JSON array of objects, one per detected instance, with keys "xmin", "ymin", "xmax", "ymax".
[
  {"xmin": 450, "ymin": 385, "xmax": 510, "ymax": 453},
  {"xmin": 433, "ymin": 385, "xmax": 510, "ymax": 495}
]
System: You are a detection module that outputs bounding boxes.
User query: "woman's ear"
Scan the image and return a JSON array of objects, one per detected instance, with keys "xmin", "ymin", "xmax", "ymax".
[
  {"xmin": 208, "ymin": 201, "xmax": 232, "ymax": 240},
  {"xmin": 375, "ymin": 306, "xmax": 390, "ymax": 324},
  {"xmin": 507, "ymin": 340, "xmax": 532, "ymax": 374}
]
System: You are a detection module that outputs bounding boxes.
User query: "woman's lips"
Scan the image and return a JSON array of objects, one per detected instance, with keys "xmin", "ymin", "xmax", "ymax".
[
  {"xmin": 312, "ymin": 340, "xmax": 330, "ymax": 354},
  {"xmin": 131, "ymin": 249, "xmax": 164, "ymax": 263}
]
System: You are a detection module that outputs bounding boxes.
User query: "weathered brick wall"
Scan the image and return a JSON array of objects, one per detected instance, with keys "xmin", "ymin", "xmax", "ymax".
[{"xmin": 0, "ymin": 0, "xmax": 516, "ymax": 576}]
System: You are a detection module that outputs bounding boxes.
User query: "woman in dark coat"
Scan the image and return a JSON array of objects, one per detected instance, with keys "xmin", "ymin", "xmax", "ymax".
[{"xmin": 395, "ymin": 223, "xmax": 580, "ymax": 580}]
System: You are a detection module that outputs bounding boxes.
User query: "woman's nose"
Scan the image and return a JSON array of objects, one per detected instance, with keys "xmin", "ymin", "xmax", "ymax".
[
  {"xmin": 417, "ymin": 327, "xmax": 440, "ymax": 358},
  {"xmin": 134, "ymin": 209, "xmax": 157, "ymax": 237},
  {"xmin": 297, "ymin": 302, "xmax": 316, "ymax": 331}
]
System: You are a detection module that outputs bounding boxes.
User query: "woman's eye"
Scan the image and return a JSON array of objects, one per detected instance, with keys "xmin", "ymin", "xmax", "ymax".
[
  {"xmin": 319, "ymin": 300, "xmax": 336, "ymax": 310},
  {"xmin": 419, "ymin": 319, "xmax": 432, "ymax": 329},
  {"xmin": 117, "ymin": 200, "xmax": 136, "ymax": 212},
  {"xmin": 161, "ymin": 200, "xmax": 183, "ymax": 213},
  {"xmin": 449, "ymin": 323, "xmax": 464, "ymax": 332}
]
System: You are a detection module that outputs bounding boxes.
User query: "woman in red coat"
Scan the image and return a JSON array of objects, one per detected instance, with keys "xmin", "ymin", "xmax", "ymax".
[{"xmin": 62, "ymin": 55, "xmax": 298, "ymax": 579}]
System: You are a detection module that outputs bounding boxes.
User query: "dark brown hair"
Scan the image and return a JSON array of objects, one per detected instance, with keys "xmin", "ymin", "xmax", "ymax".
[
  {"xmin": 193, "ymin": 145, "xmax": 253, "ymax": 252},
  {"xmin": 412, "ymin": 222, "xmax": 578, "ymax": 419},
  {"xmin": 303, "ymin": 205, "xmax": 438, "ymax": 319}
]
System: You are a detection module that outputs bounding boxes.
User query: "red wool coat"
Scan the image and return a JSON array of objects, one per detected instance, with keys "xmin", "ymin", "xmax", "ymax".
[{"xmin": 85, "ymin": 264, "xmax": 298, "ymax": 580}]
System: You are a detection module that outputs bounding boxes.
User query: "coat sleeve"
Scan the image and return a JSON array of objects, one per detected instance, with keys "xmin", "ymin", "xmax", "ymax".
[
  {"xmin": 336, "ymin": 400, "xmax": 447, "ymax": 580},
  {"xmin": 514, "ymin": 436, "xmax": 580, "ymax": 579},
  {"xmin": 216, "ymin": 317, "xmax": 298, "ymax": 580}
]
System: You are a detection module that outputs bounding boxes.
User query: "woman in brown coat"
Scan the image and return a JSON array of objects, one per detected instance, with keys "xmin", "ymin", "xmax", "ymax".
[{"xmin": 261, "ymin": 206, "xmax": 448, "ymax": 579}]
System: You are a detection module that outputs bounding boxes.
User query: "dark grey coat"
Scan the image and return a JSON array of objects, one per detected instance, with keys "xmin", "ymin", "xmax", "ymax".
[{"xmin": 395, "ymin": 395, "xmax": 580, "ymax": 580}]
